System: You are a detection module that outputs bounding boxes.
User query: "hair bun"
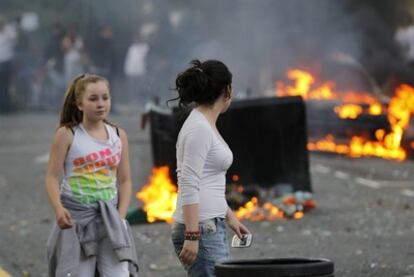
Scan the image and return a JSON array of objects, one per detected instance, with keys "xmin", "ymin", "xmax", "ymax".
[{"xmin": 172, "ymin": 59, "xmax": 232, "ymax": 108}]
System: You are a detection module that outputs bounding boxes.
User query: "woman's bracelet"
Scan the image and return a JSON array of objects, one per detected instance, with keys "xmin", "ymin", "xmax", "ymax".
[{"xmin": 184, "ymin": 230, "xmax": 201, "ymax": 241}]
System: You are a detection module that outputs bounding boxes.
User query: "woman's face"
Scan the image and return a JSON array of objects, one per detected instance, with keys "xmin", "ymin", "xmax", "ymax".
[{"xmin": 78, "ymin": 81, "xmax": 111, "ymax": 121}]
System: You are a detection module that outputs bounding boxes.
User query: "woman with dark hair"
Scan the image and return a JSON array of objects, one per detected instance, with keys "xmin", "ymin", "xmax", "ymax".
[{"xmin": 171, "ymin": 60, "xmax": 250, "ymax": 276}]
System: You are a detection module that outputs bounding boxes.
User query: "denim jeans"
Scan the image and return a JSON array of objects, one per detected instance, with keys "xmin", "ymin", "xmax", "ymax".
[{"xmin": 171, "ymin": 218, "xmax": 230, "ymax": 277}]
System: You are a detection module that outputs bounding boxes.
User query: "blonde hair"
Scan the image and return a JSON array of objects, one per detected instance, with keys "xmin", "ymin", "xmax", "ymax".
[{"xmin": 59, "ymin": 74, "xmax": 113, "ymax": 128}]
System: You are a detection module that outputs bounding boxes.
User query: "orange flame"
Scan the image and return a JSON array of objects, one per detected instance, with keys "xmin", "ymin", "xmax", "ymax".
[
  {"xmin": 277, "ymin": 69, "xmax": 381, "ymax": 104},
  {"xmin": 277, "ymin": 69, "xmax": 337, "ymax": 100},
  {"xmin": 307, "ymin": 84, "xmax": 414, "ymax": 161},
  {"xmin": 236, "ymin": 197, "xmax": 286, "ymax": 221},
  {"xmin": 277, "ymin": 69, "xmax": 414, "ymax": 161},
  {"xmin": 368, "ymin": 103, "xmax": 382, "ymax": 115},
  {"xmin": 136, "ymin": 167, "xmax": 305, "ymax": 223},
  {"xmin": 136, "ymin": 166, "xmax": 177, "ymax": 223},
  {"xmin": 334, "ymin": 104, "xmax": 363, "ymax": 119}
]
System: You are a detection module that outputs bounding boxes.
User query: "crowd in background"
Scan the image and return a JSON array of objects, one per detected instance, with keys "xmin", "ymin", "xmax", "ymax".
[
  {"xmin": 0, "ymin": 13, "xmax": 151, "ymax": 113},
  {"xmin": 2, "ymin": 1, "xmax": 414, "ymax": 114}
]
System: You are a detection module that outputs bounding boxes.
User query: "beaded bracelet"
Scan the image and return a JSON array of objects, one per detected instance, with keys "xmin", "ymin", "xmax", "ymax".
[{"xmin": 184, "ymin": 230, "xmax": 201, "ymax": 241}]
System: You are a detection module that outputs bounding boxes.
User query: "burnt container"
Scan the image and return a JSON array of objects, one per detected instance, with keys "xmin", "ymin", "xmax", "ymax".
[{"xmin": 147, "ymin": 96, "xmax": 312, "ymax": 192}]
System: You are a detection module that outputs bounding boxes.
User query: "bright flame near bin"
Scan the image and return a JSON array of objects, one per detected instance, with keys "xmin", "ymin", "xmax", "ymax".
[
  {"xmin": 136, "ymin": 167, "xmax": 313, "ymax": 223},
  {"xmin": 136, "ymin": 166, "xmax": 177, "ymax": 223}
]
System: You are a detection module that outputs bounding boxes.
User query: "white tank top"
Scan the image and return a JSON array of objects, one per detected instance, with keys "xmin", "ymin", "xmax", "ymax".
[{"xmin": 61, "ymin": 123, "xmax": 122, "ymax": 204}]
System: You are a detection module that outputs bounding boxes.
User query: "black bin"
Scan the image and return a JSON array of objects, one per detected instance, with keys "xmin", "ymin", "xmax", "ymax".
[
  {"xmin": 147, "ymin": 96, "xmax": 311, "ymax": 192},
  {"xmin": 215, "ymin": 258, "xmax": 334, "ymax": 277}
]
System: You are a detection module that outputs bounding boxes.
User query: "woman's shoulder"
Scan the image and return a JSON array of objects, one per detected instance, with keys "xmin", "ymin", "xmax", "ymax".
[
  {"xmin": 181, "ymin": 120, "xmax": 213, "ymax": 144},
  {"xmin": 184, "ymin": 115, "xmax": 211, "ymax": 132}
]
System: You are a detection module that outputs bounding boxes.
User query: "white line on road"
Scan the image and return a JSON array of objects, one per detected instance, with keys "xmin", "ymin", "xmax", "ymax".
[
  {"xmin": 355, "ymin": 177, "xmax": 381, "ymax": 189},
  {"xmin": 313, "ymin": 164, "xmax": 331, "ymax": 174},
  {"xmin": 0, "ymin": 175, "xmax": 7, "ymax": 188},
  {"xmin": 334, "ymin": 171, "xmax": 349, "ymax": 180},
  {"xmin": 34, "ymin": 153, "xmax": 49, "ymax": 164},
  {"xmin": 401, "ymin": 189, "xmax": 414, "ymax": 197}
]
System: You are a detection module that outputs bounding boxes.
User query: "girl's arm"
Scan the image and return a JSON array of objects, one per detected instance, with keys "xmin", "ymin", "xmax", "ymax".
[
  {"xmin": 117, "ymin": 128, "xmax": 132, "ymax": 219},
  {"xmin": 45, "ymin": 127, "xmax": 73, "ymax": 229}
]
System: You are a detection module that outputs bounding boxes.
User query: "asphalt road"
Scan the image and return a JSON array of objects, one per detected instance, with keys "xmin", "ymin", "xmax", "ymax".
[{"xmin": 0, "ymin": 112, "xmax": 413, "ymax": 277}]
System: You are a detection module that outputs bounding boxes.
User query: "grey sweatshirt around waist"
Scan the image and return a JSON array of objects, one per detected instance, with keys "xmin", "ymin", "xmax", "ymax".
[{"xmin": 47, "ymin": 195, "xmax": 139, "ymax": 277}]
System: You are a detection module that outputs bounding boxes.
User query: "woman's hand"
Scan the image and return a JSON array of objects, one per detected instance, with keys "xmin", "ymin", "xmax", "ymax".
[
  {"xmin": 226, "ymin": 209, "xmax": 250, "ymax": 238},
  {"xmin": 179, "ymin": 240, "xmax": 199, "ymax": 267},
  {"xmin": 55, "ymin": 206, "xmax": 73, "ymax": 229}
]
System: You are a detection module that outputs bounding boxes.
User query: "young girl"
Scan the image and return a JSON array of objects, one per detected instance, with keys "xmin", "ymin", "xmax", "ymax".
[
  {"xmin": 45, "ymin": 74, "xmax": 139, "ymax": 276},
  {"xmin": 171, "ymin": 60, "xmax": 250, "ymax": 276}
]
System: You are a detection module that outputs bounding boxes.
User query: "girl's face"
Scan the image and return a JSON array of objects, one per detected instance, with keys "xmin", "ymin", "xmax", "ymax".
[{"xmin": 77, "ymin": 81, "xmax": 111, "ymax": 122}]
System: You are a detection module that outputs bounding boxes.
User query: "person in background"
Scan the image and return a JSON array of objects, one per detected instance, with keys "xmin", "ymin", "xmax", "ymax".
[
  {"xmin": 62, "ymin": 25, "xmax": 84, "ymax": 83},
  {"xmin": 45, "ymin": 74, "xmax": 139, "ymax": 276},
  {"xmin": 170, "ymin": 59, "xmax": 250, "ymax": 277},
  {"xmin": 123, "ymin": 34, "xmax": 150, "ymax": 109},
  {"xmin": 89, "ymin": 24, "xmax": 116, "ymax": 81},
  {"xmin": 395, "ymin": 12, "xmax": 414, "ymax": 66},
  {"xmin": 43, "ymin": 22, "xmax": 66, "ymax": 109},
  {"xmin": 0, "ymin": 16, "xmax": 17, "ymax": 113}
]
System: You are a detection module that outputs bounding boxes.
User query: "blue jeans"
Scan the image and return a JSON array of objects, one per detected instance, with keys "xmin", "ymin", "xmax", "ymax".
[{"xmin": 171, "ymin": 218, "xmax": 230, "ymax": 277}]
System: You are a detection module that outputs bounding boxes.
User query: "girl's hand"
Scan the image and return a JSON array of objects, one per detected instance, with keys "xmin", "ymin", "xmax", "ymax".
[
  {"xmin": 55, "ymin": 206, "xmax": 73, "ymax": 229},
  {"xmin": 179, "ymin": 240, "xmax": 199, "ymax": 267},
  {"xmin": 227, "ymin": 212, "xmax": 250, "ymax": 239}
]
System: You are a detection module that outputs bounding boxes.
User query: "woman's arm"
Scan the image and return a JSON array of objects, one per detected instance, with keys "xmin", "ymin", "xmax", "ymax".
[
  {"xmin": 179, "ymin": 203, "xmax": 200, "ymax": 266},
  {"xmin": 117, "ymin": 128, "xmax": 132, "ymax": 219},
  {"xmin": 226, "ymin": 206, "xmax": 250, "ymax": 238},
  {"xmin": 45, "ymin": 127, "xmax": 73, "ymax": 229},
  {"xmin": 177, "ymin": 124, "xmax": 213, "ymax": 267}
]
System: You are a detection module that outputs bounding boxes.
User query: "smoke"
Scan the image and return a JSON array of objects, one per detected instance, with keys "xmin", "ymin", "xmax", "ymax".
[
  {"xmin": 2, "ymin": 0, "xmax": 410, "ymax": 102},
  {"xmin": 136, "ymin": 0, "xmax": 409, "ymax": 99}
]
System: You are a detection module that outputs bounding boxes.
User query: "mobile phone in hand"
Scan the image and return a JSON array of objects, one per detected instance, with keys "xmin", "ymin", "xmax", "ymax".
[{"xmin": 231, "ymin": 234, "xmax": 252, "ymax": 248}]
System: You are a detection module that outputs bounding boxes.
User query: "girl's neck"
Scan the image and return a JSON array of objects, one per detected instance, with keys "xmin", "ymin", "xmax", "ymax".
[{"xmin": 81, "ymin": 118, "xmax": 105, "ymax": 130}]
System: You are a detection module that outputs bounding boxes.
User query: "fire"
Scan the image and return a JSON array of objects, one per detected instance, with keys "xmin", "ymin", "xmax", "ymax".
[
  {"xmin": 334, "ymin": 103, "xmax": 382, "ymax": 119},
  {"xmin": 306, "ymin": 84, "xmax": 414, "ymax": 161},
  {"xmin": 236, "ymin": 197, "xmax": 285, "ymax": 221},
  {"xmin": 136, "ymin": 167, "xmax": 310, "ymax": 223},
  {"xmin": 277, "ymin": 68, "xmax": 414, "ymax": 161},
  {"xmin": 277, "ymin": 69, "xmax": 336, "ymax": 100},
  {"xmin": 235, "ymin": 193, "xmax": 314, "ymax": 221},
  {"xmin": 136, "ymin": 166, "xmax": 177, "ymax": 223},
  {"xmin": 334, "ymin": 104, "xmax": 362, "ymax": 119},
  {"xmin": 368, "ymin": 103, "xmax": 382, "ymax": 115},
  {"xmin": 277, "ymin": 69, "xmax": 381, "ymax": 104}
]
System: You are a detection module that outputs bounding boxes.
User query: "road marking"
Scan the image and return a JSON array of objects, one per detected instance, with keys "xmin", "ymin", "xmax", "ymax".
[
  {"xmin": 314, "ymin": 165, "xmax": 331, "ymax": 174},
  {"xmin": 34, "ymin": 152, "xmax": 49, "ymax": 164},
  {"xmin": 334, "ymin": 171, "xmax": 349, "ymax": 180},
  {"xmin": 0, "ymin": 175, "xmax": 7, "ymax": 188},
  {"xmin": 402, "ymin": 189, "xmax": 414, "ymax": 197},
  {"xmin": 355, "ymin": 177, "xmax": 381, "ymax": 189},
  {"xmin": 0, "ymin": 267, "xmax": 12, "ymax": 277},
  {"xmin": 376, "ymin": 181, "xmax": 413, "ymax": 188}
]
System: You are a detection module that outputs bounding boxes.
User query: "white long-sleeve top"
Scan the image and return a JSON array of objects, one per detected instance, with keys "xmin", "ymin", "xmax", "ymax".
[{"xmin": 173, "ymin": 109, "xmax": 233, "ymax": 223}]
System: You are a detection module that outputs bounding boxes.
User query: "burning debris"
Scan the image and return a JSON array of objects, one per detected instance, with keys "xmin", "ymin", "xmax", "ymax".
[
  {"xmin": 229, "ymin": 182, "xmax": 316, "ymax": 221},
  {"xmin": 135, "ymin": 166, "xmax": 177, "ymax": 223},
  {"xmin": 276, "ymin": 69, "xmax": 414, "ymax": 161},
  {"xmin": 133, "ymin": 167, "xmax": 315, "ymax": 224}
]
